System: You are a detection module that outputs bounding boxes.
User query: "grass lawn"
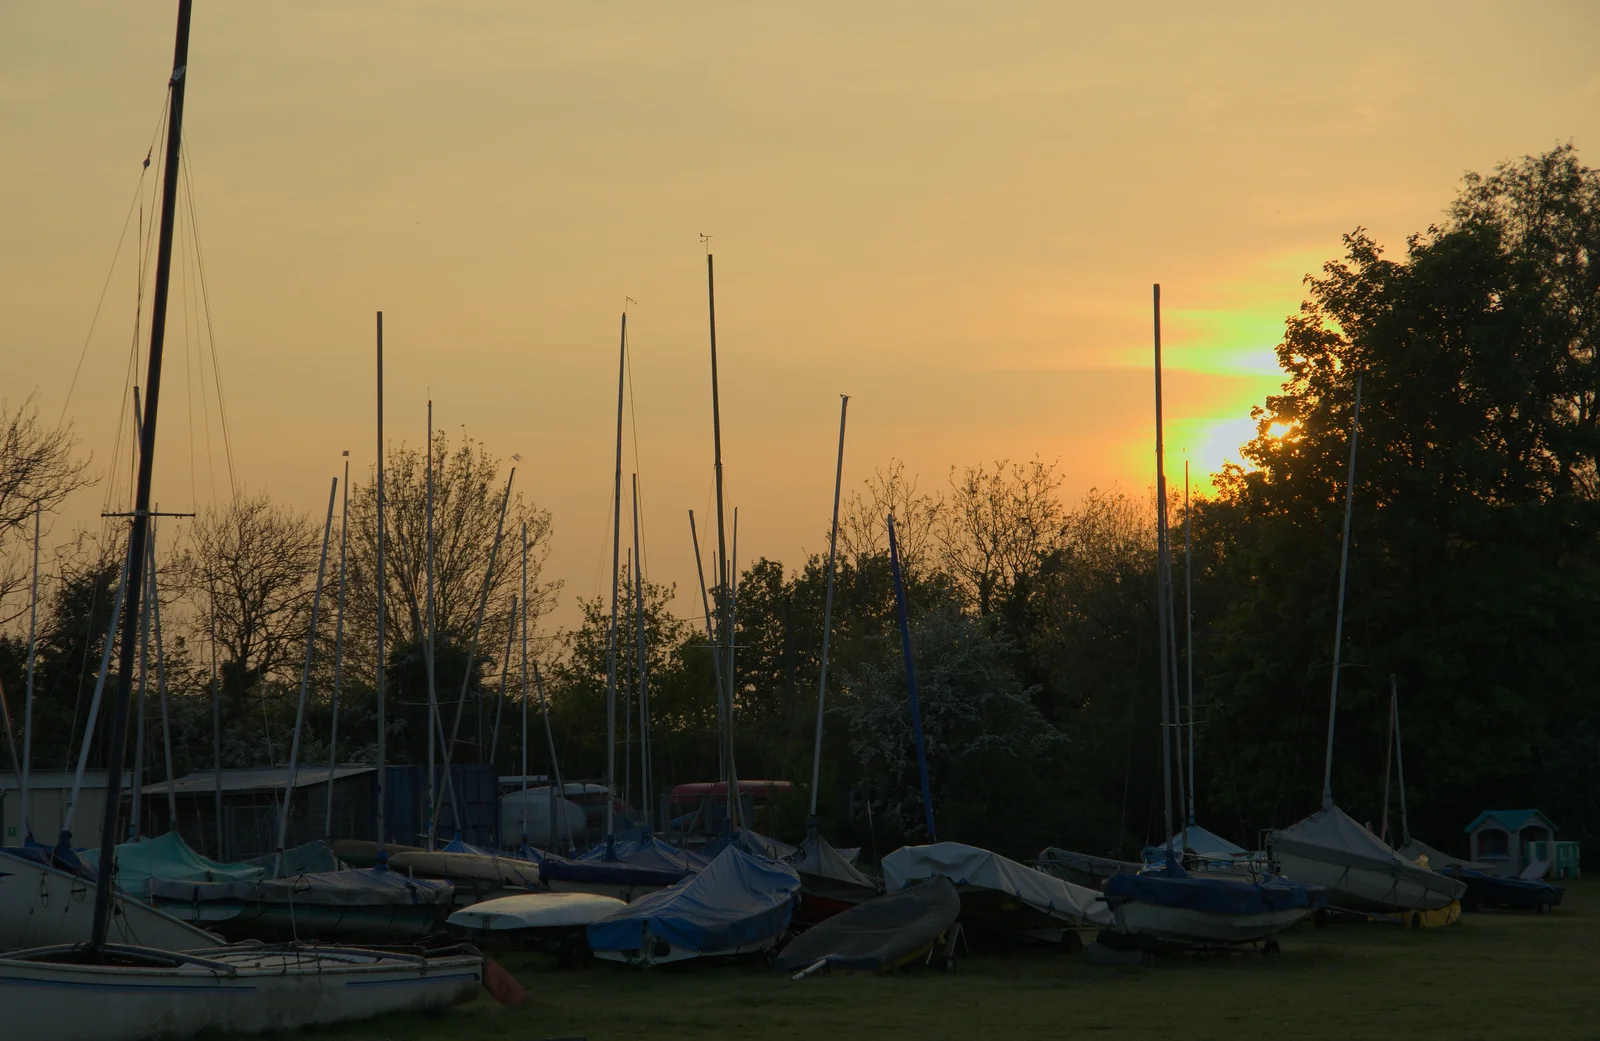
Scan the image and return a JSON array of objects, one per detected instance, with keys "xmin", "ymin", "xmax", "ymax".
[{"xmin": 295, "ymin": 880, "xmax": 1599, "ymax": 1041}]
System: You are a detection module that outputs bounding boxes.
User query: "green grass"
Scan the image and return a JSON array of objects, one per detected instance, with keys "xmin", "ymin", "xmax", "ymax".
[{"xmin": 296, "ymin": 881, "xmax": 1600, "ymax": 1041}]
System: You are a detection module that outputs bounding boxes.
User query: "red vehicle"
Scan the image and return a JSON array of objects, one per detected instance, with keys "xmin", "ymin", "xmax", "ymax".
[{"xmin": 665, "ymin": 780, "xmax": 795, "ymax": 846}]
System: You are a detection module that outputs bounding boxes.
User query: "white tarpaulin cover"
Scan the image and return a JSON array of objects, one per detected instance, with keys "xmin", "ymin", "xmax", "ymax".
[
  {"xmin": 1270, "ymin": 804, "xmax": 1466, "ymax": 899},
  {"xmin": 1398, "ymin": 837, "xmax": 1492, "ymax": 873},
  {"xmin": 882, "ymin": 842, "xmax": 1111, "ymax": 925}
]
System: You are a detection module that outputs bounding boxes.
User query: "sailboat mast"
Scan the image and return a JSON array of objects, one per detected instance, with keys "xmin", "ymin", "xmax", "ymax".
[
  {"xmin": 425, "ymin": 401, "xmax": 438, "ymax": 848},
  {"xmin": 1152, "ymin": 284, "xmax": 1175, "ymax": 856},
  {"xmin": 1184, "ymin": 463, "xmax": 1196, "ymax": 827},
  {"xmin": 375, "ymin": 311, "xmax": 388, "ymax": 856},
  {"xmin": 275, "ymin": 477, "xmax": 337, "ymax": 876},
  {"xmin": 20, "ymin": 505, "xmax": 39, "ymax": 839},
  {"xmin": 1392, "ymin": 674, "xmax": 1410, "ymax": 843},
  {"xmin": 520, "ymin": 525, "xmax": 530, "ymax": 845},
  {"xmin": 631, "ymin": 474, "xmax": 650, "ymax": 831},
  {"xmin": 1320, "ymin": 377, "xmax": 1363, "ymax": 810},
  {"xmin": 725, "ymin": 508, "xmax": 743, "ymax": 828},
  {"xmin": 808, "ymin": 395, "xmax": 849, "ymax": 821},
  {"xmin": 688, "ymin": 510, "xmax": 725, "ymax": 783},
  {"xmin": 89, "ymin": 0, "xmax": 193, "ymax": 947},
  {"xmin": 325, "ymin": 452, "xmax": 349, "ymax": 839},
  {"xmin": 605, "ymin": 313, "xmax": 626, "ymax": 837},
  {"xmin": 1380, "ymin": 681, "xmax": 1395, "ymax": 842},
  {"xmin": 147, "ymin": 531, "xmax": 178, "ymax": 833},
  {"xmin": 888, "ymin": 512, "xmax": 936, "ymax": 841},
  {"xmin": 705, "ymin": 252, "xmax": 735, "ymax": 825}
]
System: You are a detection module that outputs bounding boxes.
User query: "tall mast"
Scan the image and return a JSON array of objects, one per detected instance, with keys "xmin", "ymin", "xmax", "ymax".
[
  {"xmin": 375, "ymin": 311, "xmax": 388, "ymax": 857},
  {"xmin": 1320, "ymin": 377, "xmax": 1363, "ymax": 810},
  {"xmin": 90, "ymin": 0, "xmax": 194, "ymax": 947},
  {"xmin": 623, "ymin": 547, "xmax": 633, "ymax": 813},
  {"xmin": 1393, "ymin": 675, "xmax": 1410, "ymax": 843},
  {"xmin": 275, "ymin": 477, "xmax": 337, "ymax": 876},
  {"xmin": 425, "ymin": 401, "xmax": 438, "ymax": 848},
  {"xmin": 325, "ymin": 452, "xmax": 349, "ymax": 839},
  {"xmin": 147, "ymin": 530, "xmax": 178, "ymax": 833},
  {"xmin": 489, "ymin": 596, "xmax": 515, "ymax": 770},
  {"xmin": 705, "ymin": 252, "xmax": 734, "ymax": 821},
  {"xmin": 520, "ymin": 525, "xmax": 530, "ymax": 845},
  {"xmin": 20, "ymin": 505, "xmax": 40, "ymax": 839},
  {"xmin": 1380, "ymin": 679, "xmax": 1396, "ymax": 842},
  {"xmin": 1184, "ymin": 462, "xmax": 1196, "ymax": 827},
  {"xmin": 605, "ymin": 313, "xmax": 626, "ymax": 838},
  {"xmin": 888, "ymin": 512, "xmax": 935, "ymax": 841},
  {"xmin": 688, "ymin": 510, "xmax": 725, "ymax": 783},
  {"xmin": 130, "ymin": 532, "xmax": 150, "ymax": 841},
  {"xmin": 631, "ymin": 474, "xmax": 651, "ymax": 831},
  {"xmin": 1152, "ymin": 284, "xmax": 1175, "ymax": 856},
  {"xmin": 724, "ymin": 508, "xmax": 742, "ymax": 828},
  {"xmin": 808, "ymin": 395, "xmax": 849, "ymax": 823}
]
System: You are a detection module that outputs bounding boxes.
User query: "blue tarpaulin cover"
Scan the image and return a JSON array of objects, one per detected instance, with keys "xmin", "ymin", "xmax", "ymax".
[
  {"xmin": 1104, "ymin": 857, "xmax": 1324, "ymax": 915},
  {"xmin": 702, "ymin": 828, "xmax": 799, "ymax": 860},
  {"xmin": 587, "ymin": 845, "xmax": 800, "ymax": 954},
  {"xmin": 1443, "ymin": 868, "xmax": 1564, "ymax": 911},
  {"xmin": 542, "ymin": 834, "xmax": 711, "ymax": 888}
]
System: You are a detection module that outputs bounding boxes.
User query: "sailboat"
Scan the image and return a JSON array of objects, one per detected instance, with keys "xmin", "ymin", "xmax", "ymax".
[
  {"xmin": 586, "ymin": 844, "xmax": 800, "ymax": 967},
  {"xmin": 1100, "ymin": 285, "xmax": 1323, "ymax": 952},
  {"xmin": 1266, "ymin": 380, "xmax": 1466, "ymax": 918},
  {"xmin": 1, "ymin": 7, "xmax": 484, "ymax": 1038}
]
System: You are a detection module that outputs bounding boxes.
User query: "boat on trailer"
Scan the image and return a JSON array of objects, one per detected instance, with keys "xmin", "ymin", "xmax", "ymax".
[
  {"xmin": 586, "ymin": 846, "xmax": 799, "ymax": 967},
  {"xmin": 1102, "ymin": 856, "xmax": 1323, "ymax": 950},
  {"xmin": 0, "ymin": 942, "xmax": 482, "ymax": 1041},
  {"xmin": 775, "ymin": 876, "xmax": 960, "ymax": 975},
  {"xmin": 1270, "ymin": 804, "xmax": 1464, "ymax": 914},
  {"xmin": 882, "ymin": 842, "xmax": 1110, "ymax": 945}
]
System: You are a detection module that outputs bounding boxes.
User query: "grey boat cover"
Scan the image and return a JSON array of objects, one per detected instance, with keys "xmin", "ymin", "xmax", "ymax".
[
  {"xmin": 791, "ymin": 831, "xmax": 877, "ymax": 892},
  {"xmin": 882, "ymin": 842, "xmax": 1111, "ymax": 926},
  {"xmin": 239, "ymin": 840, "xmax": 342, "ymax": 876},
  {"xmin": 1269, "ymin": 804, "xmax": 1466, "ymax": 900},
  {"xmin": 774, "ymin": 876, "xmax": 960, "ymax": 973},
  {"xmin": 1398, "ymin": 837, "xmax": 1493, "ymax": 874},
  {"xmin": 148, "ymin": 866, "xmax": 454, "ymax": 909}
]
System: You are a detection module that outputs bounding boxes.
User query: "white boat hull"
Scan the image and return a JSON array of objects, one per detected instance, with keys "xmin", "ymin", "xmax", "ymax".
[
  {"xmin": 1112, "ymin": 900, "xmax": 1313, "ymax": 945},
  {"xmin": 0, "ymin": 946, "xmax": 482, "ymax": 1041},
  {"xmin": 543, "ymin": 877, "xmax": 667, "ymax": 903},
  {"xmin": 0, "ymin": 852, "xmax": 217, "ymax": 952},
  {"xmin": 1275, "ymin": 851, "xmax": 1459, "ymax": 913},
  {"xmin": 449, "ymin": 891, "xmax": 624, "ymax": 933},
  {"xmin": 593, "ymin": 935, "xmax": 776, "ymax": 967}
]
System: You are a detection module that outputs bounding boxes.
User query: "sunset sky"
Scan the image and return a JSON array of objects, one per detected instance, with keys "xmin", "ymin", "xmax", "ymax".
[{"xmin": 4, "ymin": 1, "xmax": 1598, "ymax": 630}]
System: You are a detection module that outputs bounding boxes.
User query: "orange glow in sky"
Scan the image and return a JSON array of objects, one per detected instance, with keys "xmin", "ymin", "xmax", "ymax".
[{"xmin": 3, "ymin": 2, "xmax": 1597, "ymax": 630}]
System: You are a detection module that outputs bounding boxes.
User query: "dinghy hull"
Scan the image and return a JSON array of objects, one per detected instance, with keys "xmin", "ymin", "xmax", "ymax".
[
  {"xmin": 0, "ymin": 945, "xmax": 482, "ymax": 1041},
  {"xmin": 1274, "ymin": 851, "xmax": 1461, "ymax": 913},
  {"xmin": 1111, "ymin": 900, "xmax": 1312, "ymax": 945}
]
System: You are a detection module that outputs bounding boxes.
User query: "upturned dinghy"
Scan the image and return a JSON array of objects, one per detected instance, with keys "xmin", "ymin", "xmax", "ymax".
[
  {"xmin": 587, "ymin": 846, "xmax": 799, "ymax": 966},
  {"xmin": 882, "ymin": 842, "xmax": 1111, "ymax": 944},
  {"xmin": 448, "ymin": 891, "xmax": 624, "ymax": 964},
  {"xmin": 387, "ymin": 849, "xmax": 540, "ymax": 904},
  {"xmin": 774, "ymin": 876, "xmax": 960, "ymax": 974},
  {"xmin": 0, "ymin": 942, "xmax": 482, "ymax": 1041}
]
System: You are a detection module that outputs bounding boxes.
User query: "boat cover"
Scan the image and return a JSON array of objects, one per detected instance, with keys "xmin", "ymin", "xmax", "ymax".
[
  {"xmin": 587, "ymin": 846, "xmax": 799, "ymax": 954},
  {"xmin": 1142, "ymin": 824, "xmax": 1251, "ymax": 865},
  {"xmin": 542, "ymin": 835, "xmax": 711, "ymax": 888},
  {"xmin": 1036, "ymin": 848, "xmax": 1141, "ymax": 888},
  {"xmin": 1103, "ymin": 857, "xmax": 1324, "ymax": 915},
  {"xmin": 791, "ymin": 831, "xmax": 876, "ymax": 890},
  {"xmin": 81, "ymin": 832, "xmax": 264, "ymax": 895},
  {"xmin": 882, "ymin": 842, "xmax": 1111, "ymax": 926},
  {"xmin": 1270, "ymin": 804, "xmax": 1466, "ymax": 900},
  {"xmin": 773, "ymin": 876, "xmax": 960, "ymax": 972},
  {"xmin": 1398, "ymin": 837, "xmax": 1492, "ymax": 873},
  {"xmin": 388, "ymin": 849, "xmax": 541, "ymax": 888},
  {"xmin": 239, "ymin": 840, "xmax": 341, "ymax": 876},
  {"xmin": 148, "ymin": 866, "xmax": 454, "ymax": 908},
  {"xmin": 1444, "ymin": 868, "xmax": 1563, "ymax": 910},
  {"xmin": 702, "ymin": 828, "xmax": 799, "ymax": 860}
]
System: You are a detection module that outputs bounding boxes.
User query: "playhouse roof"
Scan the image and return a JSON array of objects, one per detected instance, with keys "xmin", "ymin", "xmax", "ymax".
[{"xmin": 1463, "ymin": 809, "xmax": 1556, "ymax": 835}]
